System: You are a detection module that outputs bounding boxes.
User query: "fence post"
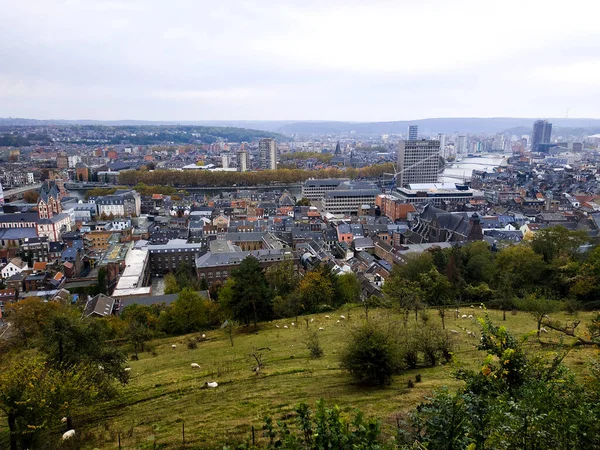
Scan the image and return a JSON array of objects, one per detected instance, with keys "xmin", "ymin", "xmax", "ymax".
[
  {"xmin": 118, "ymin": 431, "xmax": 121, "ymax": 450},
  {"xmin": 252, "ymin": 425, "xmax": 255, "ymax": 446},
  {"xmin": 182, "ymin": 422, "xmax": 185, "ymax": 445}
]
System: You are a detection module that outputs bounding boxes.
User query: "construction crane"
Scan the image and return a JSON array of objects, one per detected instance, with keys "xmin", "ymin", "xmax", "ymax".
[{"xmin": 383, "ymin": 152, "xmax": 442, "ymax": 192}]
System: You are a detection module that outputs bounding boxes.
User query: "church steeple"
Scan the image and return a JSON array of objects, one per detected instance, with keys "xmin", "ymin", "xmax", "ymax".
[{"xmin": 335, "ymin": 141, "xmax": 341, "ymax": 156}]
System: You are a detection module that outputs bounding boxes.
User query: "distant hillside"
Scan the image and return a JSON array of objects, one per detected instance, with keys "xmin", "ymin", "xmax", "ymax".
[{"xmin": 2, "ymin": 117, "xmax": 600, "ymax": 137}]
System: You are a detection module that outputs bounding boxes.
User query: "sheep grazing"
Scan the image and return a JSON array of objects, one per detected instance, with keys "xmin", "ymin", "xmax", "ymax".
[
  {"xmin": 468, "ymin": 314, "xmax": 473, "ymax": 319},
  {"xmin": 291, "ymin": 322, "xmax": 295, "ymax": 326},
  {"xmin": 479, "ymin": 305, "xmax": 483, "ymax": 309},
  {"xmin": 62, "ymin": 429, "xmax": 75, "ymax": 440},
  {"xmin": 318, "ymin": 327, "xmax": 325, "ymax": 331},
  {"xmin": 275, "ymin": 325, "xmax": 280, "ymax": 328},
  {"xmin": 340, "ymin": 315, "xmax": 346, "ymax": 320},
  {"xmin": 540, "ymin": 327, "xmax": 548, "ymax": 333},
  {"xmin": 124, "ymin": 367, "xmax": 131, "ymax": 372},
  {"xmin": 470, "ymin": 305, "xmax": 475, "ymax": 308},
  {"xmin": 171, "ymin": 344, "xmax": 177, "ymax": 349},
  {"xmin": 450, "ymin": 330, "xmax": 459, "ymax": 334},
  {"xmin": 191, "ymin": 363, "xmax": 201, "ymax": 369},
  {"xmin": 461, "ymin": 314, "xmax": 468, "ymax": 319},
  {"xmin": 325, "ymin": 315, "xmax": 330, "ymax": 319},
  {"xmin": 205, "ymin": 381, "xmax": 218, "ymax": 388},
  {"xmin": 201, "ymin": 334, "xmax": 206, "ymax": 339},
  {"xmin": 61, "ymin": 417, "xmax": 68, "ymax": 423},
  {"xmin": 336, "ymin": 320, "xmax": 340, "ymax": 323},
  {"xmin": 283, "ymin": 325, "xmax": 289, "ymax": 329},
  {"xmin": 310, "ymin": 318, "xmax": 314, "ymax": 323}
]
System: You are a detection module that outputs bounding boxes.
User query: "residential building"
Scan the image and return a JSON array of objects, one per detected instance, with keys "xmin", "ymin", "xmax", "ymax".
[
  {"xmin": 237, "ymin": 150, "xmax": 249, "ymax": 172},
  {"xmin": 259, "ymin": 138, "xmax": 277, "ymax": 170}
]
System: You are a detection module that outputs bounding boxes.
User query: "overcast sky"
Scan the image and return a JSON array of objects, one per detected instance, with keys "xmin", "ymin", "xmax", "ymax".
[{"xmin": 0, "ymin": 0, "xmax": 599, "ymax": 121}]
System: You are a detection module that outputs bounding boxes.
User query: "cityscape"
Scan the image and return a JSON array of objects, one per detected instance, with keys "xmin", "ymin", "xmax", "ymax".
[{"xmin": 1, "ymin": 0, "xmax": 600, "ymax": 448}]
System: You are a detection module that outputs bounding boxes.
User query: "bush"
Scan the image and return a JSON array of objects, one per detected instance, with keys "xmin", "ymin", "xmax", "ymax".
[
  {"xmin": 415, "ymin": 374, "xmax": 422, "ymax": 383},
  {"xmin": 340, "ymin": 322, "xmax": 401, "ymax": 386},
  {"xmin": 407, "ymin": 379, "xmax": 415, "ymax": 388},
  {"xmin": 306, "ymin": 329, "xmax": 324, "ymax": 359},
  {"xmin": 187, "ymin": 339, "xmax": 198, "ymax": 350}
]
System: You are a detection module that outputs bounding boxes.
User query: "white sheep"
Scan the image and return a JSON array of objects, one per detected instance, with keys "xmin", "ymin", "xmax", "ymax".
[
  {"xmin": 461, "ymin": 314, "xmax": 468, "ymax": 319},
  {"xmin": 291, "ymin": 322, "xmax": 295, "ymax": 326},
  {"xmin": 205, "ymin": 381, "xmax": 218, "ymax": 388},
  {"xmin": 336, "ymin": 320, "xmax": 340, "ymax": 323},
  {"xmin": 202, "ymin": 333, "xmax": 206, "ymax": 339},
  {"xmin": 191, "ymin": 363, "xmax": 201, "ymax": 369},
  {"xmin": 283, "ymin": 325, "xmax": 289, "ymax": 329},
  {"xmin": 468, "ymin": 314, "xmax": 473, "ymax": 319},
  {"xmin": 275, "ymin": 325, "xmax": 280, "ymax": 328},
  {"xmin": 124, "ymin": 367, "xmax": 131, "ymax": 372},
  {"xmin": 62, "ymin": 429, "xmax": 75, "ymax": 440},
  {"xmin": 60, "ymin": 417, "xmax": 68, "ymax": 423},
  {"xmin": 310, "ymin": 318, "xmax": 314, "ymax": 323},
  {"xmin": 97, "ymin": 365, "xmax": 104, "ymax": 370},
  {"xmin": 318, "ymin": 327, "xmax": 325, "ymax": 331},
  {"xmin": 325, "ymin": 315, "xmax": 330, "ymax": 319},
  {"xmin": 540, "ymin": 327, "xmax": 548, "ymax": 333},
  {"xmin": 340, "ymin": 315, "xmax": 346, "ymax": 320},
  {"xmin": 479, "ymin": 305, "xmax": 483, "ymax": 309},
  {"xmin": 450, "ymin": 330, "xmax": 459, "ymax": 334},
  {"xmin": 171, "ymin": 344, "xmax": 177, "ymax": 349},
  {"xmin": 470, "ymin": 305, "xmax": 475, "ymax": 308}
]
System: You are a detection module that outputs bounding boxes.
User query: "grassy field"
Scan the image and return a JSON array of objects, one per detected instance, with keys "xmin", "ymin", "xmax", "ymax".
[{"xmin": 3, "ymin": 307, "xmax": 598, "ymax": 449}]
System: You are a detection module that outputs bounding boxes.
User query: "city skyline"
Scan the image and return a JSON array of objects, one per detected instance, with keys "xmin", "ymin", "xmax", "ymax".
[{"xmin": 1, "ymin": 1, "xmax": 599, "ymax": 121}]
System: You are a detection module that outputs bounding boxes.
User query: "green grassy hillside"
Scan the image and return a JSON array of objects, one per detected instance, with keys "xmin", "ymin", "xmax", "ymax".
[{"xmin": 7, "ymin": 307, "xmax": 597, "ymax": 449}]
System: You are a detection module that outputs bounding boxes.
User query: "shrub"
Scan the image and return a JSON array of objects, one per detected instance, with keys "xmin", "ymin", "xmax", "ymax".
[
  {"xmin": 306, "ymin": 329, "xmax": 324, "ymax": 359},
  {"xmin": 340, "ymin": 322, "xmax": 401, "ymax": 386},
  {"xmin": 415, "ymin": 374, "xmax": 422, "ymax": 383},
  {"xmin": 407, "ymin": 379, "xmax": 415, "ymax": 388},
  {"xmin": 187, "ymin": 339, "xmax": 198, "ymax": 350}
]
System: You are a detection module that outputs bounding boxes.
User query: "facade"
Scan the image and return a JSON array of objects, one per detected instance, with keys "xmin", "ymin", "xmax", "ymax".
[
  {"xmin": 147, "ymin": 239, "xmax": 203, "ymax": 274},
  {"xmin": 375, "ymin": 195, "xmax": 417, "ymax": 221},
  {"xmin": 456, "ymin": 135, "xmax": 467, "ymax": 155},
  {"xmin": 237, "ymin": 150, "xmax": 249, "ymax": 172},
  {"xmin": 397, "ymin": 140, "xmax": 440, "ymax": 187},
  {"xmin": 93, "ymin": 191, "xmax": 141, "ymax": 217},
  {"xmin": 321, "ymin": 188, "xmax": 379, "ymax": 215},
  {"xmin": 259, "ymin": 138, "xmax": 277, "ymax": 170},
  {"xmin": 302, "ymin": 178, "xmax": 349, "ymax": 201},
  {"xmin": 195, "ymin": 249, "xmax": 297, "ymax": 285},
  {"xmin": 532, "ymin": 120, "xmax": 552, "ymax": 152},
  {"xmin": 408, "ymin": 125, "xmax": 418, "ymax": 140}
]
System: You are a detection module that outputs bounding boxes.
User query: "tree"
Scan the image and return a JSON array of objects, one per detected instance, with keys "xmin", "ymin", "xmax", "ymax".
[
  {"xmin": 464, "ymin": 241, "xmax": 495, "ymax": 285},
  {"xmin": 163, "ymin": 273, "xmax": 180, "ymax": 294},
  {"xmin": 514, "ymin": 294, "xmax": 565, "ymax": 336},
  {"xmin": 159, "ymin": 288, "xmax": 208, "ymax": 334},
  {"xmin": 494, "ymin": 245, "xmax": 546, "ymax": 295},
  {"xmin": 335, "ymin": 272, "xmax": 361, "ymax": 305},
  {"xmin": 229, "ymin": 256, "xmax": 273, "ymax": 328},
  {"xmin": 419, "ymin": 268, "xmax": 455, "ymax": 330},
  {"xmin": 532, "ymin": 226, "xmax": 588, "ymax": 263},
  {"xmin": 0, "ymin": 357, "xmax": 100, "ymax": 450},
  {"xmin": 396, "ymin": 252, "xmax": 435, "ymax": 282},
  {"xmin": 126, "ymin": 320, "xmax": 153, "ymax": 358},
  {"xmin": 340, "ymin": 322, "xmax": 401, "ymax": 386},
  {"xmin": 297, "ymin": 270, "xmax": 335, "ymax": 312},
  {"xmin": 382, "ymin": 274, "xmax": 423, "ymax": 323},
  {"xmin": 266, "ymin": 260, "xmax": 299, "ymax": 297},
  {"xmin": 295, "ymin": 197, "xmax": 312, "ymax": 206},
  {"xmin": 22, "ymin": 191, "xmax": 39, "ymax": 203},
  {"xmin": 3, "ymin": 297, "xmax": 61, "ymax": 347}
]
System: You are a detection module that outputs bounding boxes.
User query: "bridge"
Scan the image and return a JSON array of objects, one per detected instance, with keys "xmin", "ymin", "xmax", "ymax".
[{"xmin": 4, "ymin": 183, "xmax": 42, "ymax": 199}]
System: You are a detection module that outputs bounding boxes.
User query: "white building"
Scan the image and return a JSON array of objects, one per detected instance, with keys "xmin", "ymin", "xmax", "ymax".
[
  {"xmin": 237, "ymin": 151, "xmax": 249, "ymax": 172},
  {"xmin": 259, "ymin": 138, "xmax": 277, "ymax": 170},
  {"xmin": 1, "ymin": 258, "xmax": 27, "ymax": 279}
]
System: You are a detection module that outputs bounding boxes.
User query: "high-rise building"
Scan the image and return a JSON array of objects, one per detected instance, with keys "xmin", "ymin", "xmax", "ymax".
[
  {"xmin": 259, "ymin": 138, "xmax": 277, "ymax": 170},
  {"xmin": 531, "ymin": 120, "xmax": 552, "ymax": 152},
  {"xmin": 237, "ymin": 150, "xmax": 249, "ymax": 172},
  {"xmin": 222, "ymin": 153, "xmax": 231, "ymax": 169},
  {"xmin": 456, "ymin": 135, "xmax": 467, "ymax": 155},
  {"xmin": 408, "ymin": 125, "xmax": 418, "ymax": 140},
  {"xmin": 397, "ymin": 140, "xmax": 440, "ymax": 187}
]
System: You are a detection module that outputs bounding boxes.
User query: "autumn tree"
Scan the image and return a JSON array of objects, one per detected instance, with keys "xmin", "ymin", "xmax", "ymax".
[
  {"xmin": 297, "ymin": 269, "xmax": 335, "ymax": 312},
  {"xmin": 266, "ymin": 260, "xmax": 299, "ymax": 298},
  {"xmin": 514, "ymin": 294, "xmax": 565, "ymax": 336},
  {"xmin": 419, "ymin": 268, "xmax": 455, "ymax": 329},
  {"xmin": 3, "ymin": 297, "xmax": 61, "ymax": 347},
  {"xmin": 228, "ymin": 256, "xmax": 273, "ymax": 328}
]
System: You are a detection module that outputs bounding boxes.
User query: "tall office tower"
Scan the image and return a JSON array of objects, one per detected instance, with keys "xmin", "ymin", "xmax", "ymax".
[
  {"xmin": 531, "ymin": 120, "xmax": 552, "ymax": 152},
  {"xmin": 456, "ymin": 135, "xmax": 467, "ymax": 155},
  {"xmin": 237, "ymin": 150, "xmax": 249, "ymax": 172},
  {"xmin": 396, "ymin": 140, "xmax": 440, "ymax": 187},
  {"xmin": 259, "ymin": 138, "xmax": 277, "ymax": 170},
  {"xmin": 408, "ymin": 125, "xmax": 418, "ymax": 140}
]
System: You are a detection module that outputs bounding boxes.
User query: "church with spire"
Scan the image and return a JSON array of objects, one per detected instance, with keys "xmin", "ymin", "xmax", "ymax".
[{"xmin": 36, "ymin": 181, "xmax": 71, "ymax": 241}]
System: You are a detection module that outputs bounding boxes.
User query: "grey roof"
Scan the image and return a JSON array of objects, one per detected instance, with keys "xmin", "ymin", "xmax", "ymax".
[
  {"xmin": 353, "ymin": 237, "xmax": 375, "ymax": 249},
  {"xmin": 323, "ymin": 189, "xmax": 379, "ymax": 198},
  {"xmin": 0, "ymin": 227, "xmax": 38, "ymax": 240},
  {"xmin": 195, "ymin": 249, "xmax": 290, "ymax": 268},
  {"xmin": 0, "ymin": 212, "xmax": 38, "ymax": 223},
  {"xmin": 304, "ymin": 178, "xmax": 348, "ymax": 187},
  {"xmin": 85, "ymin": 293, "xmax": 115, "ymax": 318}
]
